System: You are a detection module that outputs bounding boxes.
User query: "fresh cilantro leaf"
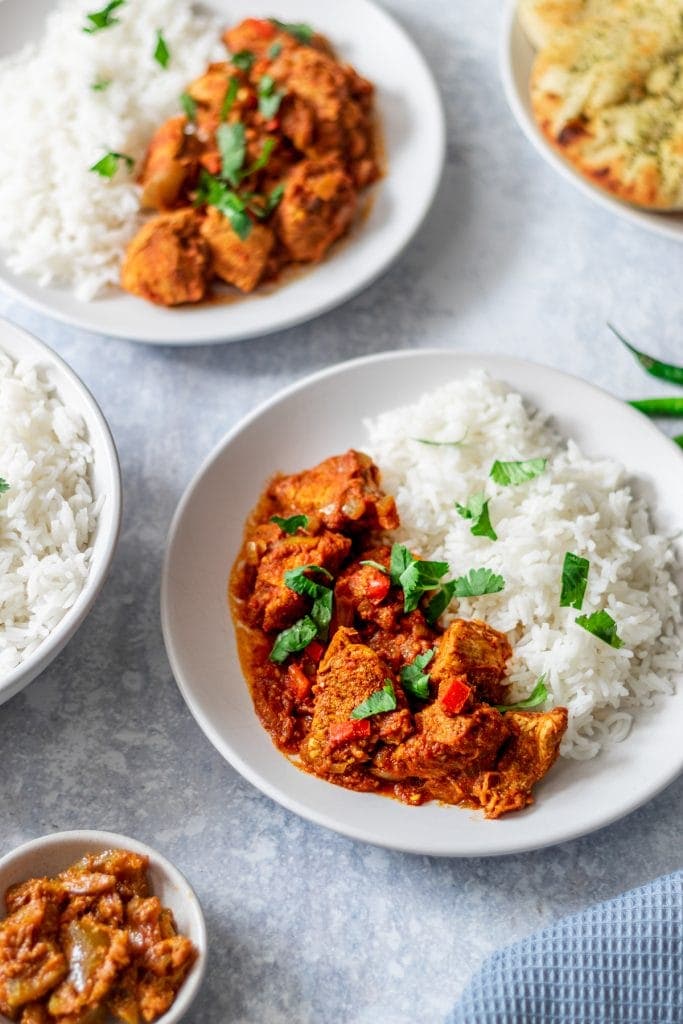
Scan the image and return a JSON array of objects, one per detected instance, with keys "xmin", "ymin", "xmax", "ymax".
[
  {"xmin": 400, "ymin": 650, "xmax": 434, "ymax": 700},
  {"xmin": 452, "ymin": 568, "xmax": 505, "ymax": 597},
  {"xmin": 359, "ymin": 560, "xmax": 389, "ymax": 574},
  {"xmin": 399, "ymin": 559, "xmax": 450, "ymax": 613},
  {"xmin": 269, "ymin": 616, "xmax": 318, "ymax": 663},
  {"xmin": 425, "ymin": 581, "xmax": 457, "ymax": 625},
  {"xmin": 231, "ymin": 49, "xmax": 255, "ymax": 72},
  {"xmin": 258, "ymin": 74, "xmax": 284, "ymax": 119},
  {"xmin": 220, "ymin": 76, "xmax": 240, "ymax": 121},
  {"xmin": 455, "ymin": 493, "xmax": 497, "ymax": 541},
  {"xmin": 489, "ymin": 458, "xmax": 547, "ymax": 486},
  {"xmin": 269, "ymin": 41, "xmax": 283, "ymax": 58},
  {"xmin": 196, "ymin": 170, "xmax": 252, "ymax": 240},
  {"xmin": 560, "ymin": 552, "xmax": 590, "ymax": 610},
  {"xmin": 243, "ymin": 137, "xmax": 276, "ymax": 177},
  {"xmin": 495, "ymin": 676, "xmax": 548, "ymax": 712},
  {"xmin": 90, "ymin": 151, "xmax": 134, "ymax": 178},
  {"xmin": 180, "ymin": 92, "xmax": 197, "ymax": 121},
  {"xmin": 389, "ymin": 543, "xmax": 414, "ymax": 586},
  {"xmin": 576, "ymin": 610, "xmax": 623, "ymax": 649},
  {"xmin": 269, "ymin": 18, "xmax": 314, "ymax": 43},
  {"xmin": 91, "ymin": 78, "xmax": 111, "ymax": 92},
  {"xmin": 82, "ymin": 0, "xmax": 124, "ymax": 33},
  {"xmin": 154, "ymin": 29, "xmax": 170, "ymax": 68},
  {"xmin": 265, "ymin": 182, "xmax": 284, "ymax": 213},
  {"xmin": 0, "ymin": 479, "xmax": 9, "ymax": 494},
  {"xmin": 284, "ymin": 565, "xmax": 334, "ymax": 642},
  {"xmin": 350, "ymin": 680, "xmax": 397, "ymax": 719},
  {"xmin": 270, "ymin": 514, "xmax": 308, "ymax": 534},
  {"xmin": 216, "ymin": 122, "xmax": 246, "ymax": 186}
]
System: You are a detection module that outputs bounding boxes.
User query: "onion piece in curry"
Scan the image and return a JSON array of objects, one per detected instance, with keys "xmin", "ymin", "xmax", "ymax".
[{"xmin": 229, "ymin": 450, "xmax": 568, "ymax": 819}]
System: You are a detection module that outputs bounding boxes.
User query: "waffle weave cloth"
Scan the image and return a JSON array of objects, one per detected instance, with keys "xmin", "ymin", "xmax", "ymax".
[{"xmin": 448, "ymin": 871, "xmax": 683, "ymax": 1024}]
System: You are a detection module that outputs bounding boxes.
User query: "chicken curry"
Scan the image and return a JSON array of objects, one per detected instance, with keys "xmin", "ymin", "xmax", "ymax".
[
  {"xmin": 230, "ymin": 450, "xmax": 568, "ymax": 819},
  {"xmin": 0, "ymin": 850, "xmax": 196, "ymax": 1024},
  {"xmin": 121, "ymin": 17, "xmax": 380, "ymax": 306}
]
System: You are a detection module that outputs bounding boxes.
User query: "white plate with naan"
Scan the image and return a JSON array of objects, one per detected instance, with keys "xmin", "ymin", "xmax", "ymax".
[{"xmin": 500, "ymin": 0, "xmax": 683, "ymax": 243}]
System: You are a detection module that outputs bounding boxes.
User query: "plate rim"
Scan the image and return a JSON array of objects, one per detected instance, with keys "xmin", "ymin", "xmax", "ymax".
[
  {"xmin": 0, "ymin": 0, "xmax": 446, "ymax": 344},
  {"xmin": 499, "ymin": 0, "xmax": 683, "ymax": 244},
  {"xmin": 161, "ymin": 348, "xmax": 683, "ymax": 857}
]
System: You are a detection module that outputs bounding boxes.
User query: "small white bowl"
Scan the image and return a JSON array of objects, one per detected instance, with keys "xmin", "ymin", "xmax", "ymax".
[
  {"xmin": 0, "ymin": 319, "xmax": 122, "ymax": 705},
  {"xmin": 0, "ymin": 829, "xmax": 207, "ymax": 1024}
]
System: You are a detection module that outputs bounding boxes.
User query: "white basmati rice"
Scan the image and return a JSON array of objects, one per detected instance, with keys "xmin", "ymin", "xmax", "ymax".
[
  {"xmin": 365, "ymin": 372, "xmax": 682, "ymax": 759},
  {"xmin": 0, "ymin": 0, "xmax": 222, "ymax": 299},
  {"xmin": 0, "ymin": 351, "xmax": 97, "ymax": 674}
]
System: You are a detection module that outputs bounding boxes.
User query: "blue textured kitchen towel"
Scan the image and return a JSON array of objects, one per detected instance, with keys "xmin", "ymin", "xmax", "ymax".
[{"xmin": 448, "ymin": 871, "xmax": 683, "ymax": 1024}]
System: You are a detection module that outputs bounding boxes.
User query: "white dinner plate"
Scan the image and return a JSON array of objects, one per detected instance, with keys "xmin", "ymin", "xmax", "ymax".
[
  {"xmin": 500, "ymin": 0, "xmax": 683, "ymax": 243},
  {"xmin": 0, "ymin": 0, "xmax": 445, "ymax": 344},
  {"xmin": 161, "ymin": 349, "xmax": 683, "ymax": 857}
]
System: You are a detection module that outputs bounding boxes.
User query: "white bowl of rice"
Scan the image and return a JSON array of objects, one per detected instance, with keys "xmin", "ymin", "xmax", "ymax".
[{"xmin": 0, "ymin": 319, "xmax": 121, "ymax": 704}]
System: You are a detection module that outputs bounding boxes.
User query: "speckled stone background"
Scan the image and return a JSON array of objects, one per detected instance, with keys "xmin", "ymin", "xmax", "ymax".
[{"xmin": 2, "ymin": 2, "xmax": 683, "ymax": 1022}]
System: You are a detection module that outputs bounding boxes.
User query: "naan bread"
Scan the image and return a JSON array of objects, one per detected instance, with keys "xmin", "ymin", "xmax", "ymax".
[
  {"xmin": 518, "ymin": 0, "xmax": 602, "ymax": 49},
  {"xmin": 527, "ymin": 0, "xmax": 683, "ymax": 208}
]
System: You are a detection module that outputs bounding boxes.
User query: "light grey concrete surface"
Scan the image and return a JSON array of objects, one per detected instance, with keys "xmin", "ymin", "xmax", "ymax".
[{"xmin": 2, "ymin": 2, "xmax": 683, "ymax": 1022}]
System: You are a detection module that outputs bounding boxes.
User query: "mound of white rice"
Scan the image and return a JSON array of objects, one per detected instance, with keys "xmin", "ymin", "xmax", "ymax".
[
  {"xmin": 0, "ymin": 0, "xmax": 222, "ymax": 300},
  {"xmin": 365, "ymin": 372, "xmax": 682, "ymax": 760},
  {"xmin": 0, "ymin": 351, "xmax": 97, "ymax": 675}
]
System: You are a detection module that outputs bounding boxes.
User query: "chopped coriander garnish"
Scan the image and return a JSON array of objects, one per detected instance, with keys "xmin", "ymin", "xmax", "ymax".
[
  {"xmin": 180, "ymin": 92, "xmax": 197, "ymax": 122},
  {"xmin": 258, "ymin": 74, "xmax": 285, "ymax": 119},
  {"xmin": 216, "ymin": 122, "xmax": 246, "ymax": 186},
  {"xmin": 489, "ymin": 458, "xmax": 547, "ymax": 486},
  {"xmin": 0, "ymin": 479, "xmax": 9, "ymax": 494},
  {"xmin": 153, "ymin": 29, "xmax": 170, "ymax": 69},
  {"xmin": 350, "ymin": 680, "xmax": 397, "ymax": 719},
  {"xmin": 413, "ymin": 435, "xmax": 466, "ymax": 447},
  {"xmin": 270, "ymin": 513, "xmax": 308, "ymax": 534},
  {"xmin": 242, "ymin": 137, "xmax": 276, "ymax": 178},
  {"xmin": 576, "ymin": 610, "xmax": 623, "ymax": 648},
  {"xmin": 82, "ymin": 0, "xmax": 125, "ymax": 33},
  {"xmin": 196, "ymin": 170, "xmax": 252, "ymax": 240},
  {"xmin": 91, "ymin": 78, "xmax": 111, "ymax": 92},
  {"xmin": 90, "ymin": 151, "xmax": 134, "ymax": 178},
  {"xmin": 455, "ymin": 493, "xmax": 497, "ymax": 541},
  {"xmin": 560, "ymin": 552, "xmax": 590, "ymax": 610},
  {"xmin": 388, "ymin": 543, "xmax": 449, "ymax": 613},
  {"xmin": 264, "ymin": 182, "xmax": 284, "ymax": 214},
  {"xmin": 608, "ymin": 323, "xmax": 683, "ymax": 386},
  {"xmin": 451, "ymin": 567, "xmax": 505, "ymax": 597},
  {"xmin": 284, "ymin": 565, "xmax": 334, "ymax": 641},
  {"xmin": 220, "ymin": 76, "xmax": 240, "ymax": 121},
  {"xmin": 247, "ymin": 182, "xmax": 284, "ymax": 219},
  {"xmin": 269, "ymin": 41, "xmax": 283, "ymax": 58},
  {"xmin": 495, "ymin": 676, "xmax": 548, "ymax": 712},
  {"xmin": 231, "ymin": 49, "xmax": 255, "ymax": 72},
  {"xmin": 425, "ymin": 583, "xmax": 456, "ymax": 626},
  {"xmin": 269, "ymin": 17, "xmax": 314, "ymax": 43},
  {"xmin": 269, "ymin": 616, "xmax": 317, "ymax": 663},
  {"xmin": 400, "ymin": 650, "xmax": 434, "ymax": 700}
]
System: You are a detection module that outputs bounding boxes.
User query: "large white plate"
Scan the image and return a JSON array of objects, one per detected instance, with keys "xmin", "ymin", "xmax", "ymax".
[
  {"xmin": 161, "ymin": 349, "xmax": 683, "ymax": 856},
  {"xmin": 500, "ymin": 0, "xmax": 683, "ymax": 243},
  {"xmin": 0, "ymin": 0, "xmax": 445, "ymax": 344}
]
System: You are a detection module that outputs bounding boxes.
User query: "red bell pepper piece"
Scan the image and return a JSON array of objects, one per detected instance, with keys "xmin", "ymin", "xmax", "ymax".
[
  {"xmin": 286, "ymin": 663, "xmax": 312, "ymax": 702},
  {"xmin": 328, "ymin": 719, "xmax": 371, "ymax": 750},
  {"xmin": 243, "ymin": 17, "xmax": 276, "ymax": 38},
  {"xmin": 365, "ymin": 570, "xmax": 391, "ymax": 603},
  {"xmin": 306, "ymin": 640, "xmax": 325, "ymax": 664},
  {"xmin": 440, "ymin": 675, "xmax": 472, "ymax": 716}
]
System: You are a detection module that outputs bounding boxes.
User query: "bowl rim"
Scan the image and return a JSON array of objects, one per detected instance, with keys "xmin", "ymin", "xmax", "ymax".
[
  {"xmin": 0, "ymin": 319, "xmax": 123, "ymax": 703},
  {"xmin": 0, "ymin": 828, "xmax": 207, "ymax": 1024}
]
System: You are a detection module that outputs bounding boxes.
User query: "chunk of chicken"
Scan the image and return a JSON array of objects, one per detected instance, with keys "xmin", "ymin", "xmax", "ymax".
[
  {"xmin": 373, "ymin": 701, "xmax": 511, "ymax": 798},
  {"xmin": 200, "ymin": 208, "xmax": 275, "ymax": 292},
  {"xmin": 472, "ymin": 708, "xmax": 568, "ymax": 818},
  {"xmin": 121, "ymin": 210, "xmax": 211, "ymax": 307},
  {"xmin": 301, "ymin": 627, "xmax": 412, "ymax": 779},
  {"xmin": 276, "ymin": 156, "xmax": 357, "ymax": 262},
  {"xmin": 223, "ymin": 18, "xmax": 332, "ymax": 59},
  {"xmin": 271, "ymin": 450, "xmax": 398, "ymax": 534},
  {"xmin": 139, "ymin": 116, "xmax": 198, "ymax": 211},
  {"xmin": 246, "ymin": 531, "xmax": 351, "ymax": 632},
  {"xmin": 430, "ymin": 619, "xmax": 512, "ymax": 705}
]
